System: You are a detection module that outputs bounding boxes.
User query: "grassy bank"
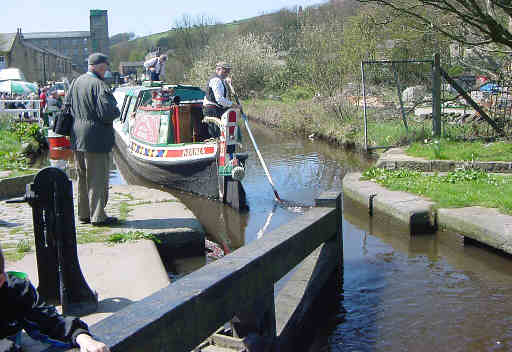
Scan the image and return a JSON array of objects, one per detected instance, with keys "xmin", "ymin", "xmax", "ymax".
[
  {"xmin": 0, "ymin": 117, "xmax": 46, "ymax": 177},
  {"xmin": 243, "ymin": 97, "xmax": 436, "ymax": 149},
  {"xmin": 406, "ymin": 140, "xmax": 512, "ymax": 161},
  {"xmin": 362, "ymin": 167, "xmax": 512, "ymax": 215}
]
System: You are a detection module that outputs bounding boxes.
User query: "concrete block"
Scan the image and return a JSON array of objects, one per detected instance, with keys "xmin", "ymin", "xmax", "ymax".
[
  {"xmin": 343, "ymin": 173, "xmax": 436, "ymax": 234},
  {"xmin": 437, "ymin": 207, "xmax": 512, "ymax": 255}
]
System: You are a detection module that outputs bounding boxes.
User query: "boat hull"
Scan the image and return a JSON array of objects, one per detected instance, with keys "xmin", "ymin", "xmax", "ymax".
[{"xmin": 114, "ymin": 130, "xmax": 220, "ymax": 198}]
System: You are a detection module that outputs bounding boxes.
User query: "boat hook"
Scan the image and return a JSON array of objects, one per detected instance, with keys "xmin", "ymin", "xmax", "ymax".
[{"xmin": 226, "ymin": 81, "xmax": 282, "ymax": 203}]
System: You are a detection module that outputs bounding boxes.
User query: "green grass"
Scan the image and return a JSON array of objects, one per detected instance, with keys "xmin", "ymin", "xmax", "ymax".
[
  {"xmin": 362, "ymin": 167, "xmax": 512, "ymax": 215},
  {"xmin": 0, "ymin": 119, "xmax": 34, "ymax": 171},
  {"xmin": 107, "ymin": 231, "xmax": 160, "ymax": 244},
  {"xmin": 243, "ymin": 95, "xmax": 509, "ymax": 150},
  {"xmin": 118, "ymin": 201, "xmax": 131, "ymax": 220},
  {"xmin": 243, "ymin": 97, "xmax": 431, "ymax": 148},
  {"xmin": 16, "ymin": 239, "xmax": 32, "ymax": 253},
  {"xmin": 76, "ymin": 228, "xmax": 109, "ymax": 244},
  {"xmin": 406, "ymin": 140, "xmax": 512, "ymax": 161},
  {"xmin": 2, "ymin": 239, "xmax": 34, "ymax": 262}
]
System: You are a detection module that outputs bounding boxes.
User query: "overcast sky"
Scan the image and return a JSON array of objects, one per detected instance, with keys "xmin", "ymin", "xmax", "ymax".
[{"xmin": 2, "ymin": 0, "xmax": 324, "ymax": 37}]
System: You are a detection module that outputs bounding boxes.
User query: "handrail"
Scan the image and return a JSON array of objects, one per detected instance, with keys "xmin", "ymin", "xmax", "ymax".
[{"xmin": 87, "ymin": 192, "xmax": 342, "ymax": 352}]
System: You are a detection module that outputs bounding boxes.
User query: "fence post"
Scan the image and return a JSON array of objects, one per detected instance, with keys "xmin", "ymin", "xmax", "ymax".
[
  {"xmin": 361, "ymin": 61, "xmax": 368, "ymax": 151},
  {"xmin": 432, "ymin": 53, "xmax": 442, "ymax": 137}
]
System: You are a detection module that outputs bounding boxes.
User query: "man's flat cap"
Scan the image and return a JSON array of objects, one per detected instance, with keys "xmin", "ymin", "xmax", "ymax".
[
  {"xmin": 88, "ymin": 53, "xmax": 110, "ymax": 65},
  {"xmin": 216, "ymin": 61, "xmax": 232, "ymax": 69}
]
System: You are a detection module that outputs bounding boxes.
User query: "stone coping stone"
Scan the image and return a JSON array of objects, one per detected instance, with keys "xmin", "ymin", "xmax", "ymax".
[
  {"xmin": 343, "ymin": 172, "xmax": 512, "ymax": 256},
  {"xmin": 376, "ymin": 147, "xmax": 512, "ymax": 173},
  {"xmin": 343, "ymin": 172, "xmax": 436, "ymax": 234},
  {"xmin": 92, "ymin": 185, "xmax": 206, "ymax": 256},
  {"xmin": 0, "ymin": 173, "xmax": 37, "ymax": 200},
  {"xmin": 437, "ymin": 207, "xmax": 512, "ymax": 255}
]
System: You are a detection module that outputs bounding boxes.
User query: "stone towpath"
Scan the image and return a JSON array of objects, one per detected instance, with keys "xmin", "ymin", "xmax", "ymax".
[
  {"xmin": 0, "ymin": 183, "xmax": 205, "ymax": 262},
  {"xmin": 1, "ymin": 183, "xmax": 205, "ymax": 351}
]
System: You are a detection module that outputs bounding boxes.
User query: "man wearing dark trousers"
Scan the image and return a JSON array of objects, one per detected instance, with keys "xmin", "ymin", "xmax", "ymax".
[{"xmin": 68, "ymin": 53, "xmax": 120, "ymax": 226}]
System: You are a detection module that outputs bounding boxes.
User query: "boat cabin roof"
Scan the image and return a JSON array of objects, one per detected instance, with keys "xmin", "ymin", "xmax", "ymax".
[{"xmin": 113, "ymin": 83, "xmax": 205, "ymax": 122}]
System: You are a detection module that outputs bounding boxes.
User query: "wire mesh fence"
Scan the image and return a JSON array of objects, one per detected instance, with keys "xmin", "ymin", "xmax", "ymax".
[
  {"xmin": 439, "ymin": 71, "xmax": 512, "ymax": 139},
  {"xmin": 361, "ymin": 59, "xmax": 435, "ymax": 150},
  {"xmin": 360, "ymin": 58, "xmax": 512, "ymax": 150}
]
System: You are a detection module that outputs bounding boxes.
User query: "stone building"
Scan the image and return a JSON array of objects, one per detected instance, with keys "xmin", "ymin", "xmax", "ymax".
[
  {"xmin": 22, "ymin": 9, "xmax": 109, "ymax": 73},
  {"xmin": 0, "ymin": 29, "xmax": 73, "ymax": 83}
]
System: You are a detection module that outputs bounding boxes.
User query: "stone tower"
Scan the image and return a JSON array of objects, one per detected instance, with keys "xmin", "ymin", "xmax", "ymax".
[{"xmin": 89, "ymin": 9, "xmax": 109, "ymax": 56}]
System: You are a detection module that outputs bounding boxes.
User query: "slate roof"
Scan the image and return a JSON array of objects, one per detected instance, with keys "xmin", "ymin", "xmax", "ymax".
[
  {"xmin": 23, "ymin": 31, "xmax": 90, "ymax": 40},
  {"xmin": 0, "ymin": 33, "xmax": 16, "ymax": 52}
]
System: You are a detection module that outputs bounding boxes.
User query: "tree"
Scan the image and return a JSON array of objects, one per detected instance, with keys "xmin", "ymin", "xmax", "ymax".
[{"xmin": 358, "ymin": 0, "xmax": 512, "ymax": 50}]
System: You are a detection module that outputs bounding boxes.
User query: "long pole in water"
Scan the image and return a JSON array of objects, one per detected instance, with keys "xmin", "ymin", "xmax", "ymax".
[{"xmin": 227, "ymin": 82, "xmax": 282, "ymax": 202}]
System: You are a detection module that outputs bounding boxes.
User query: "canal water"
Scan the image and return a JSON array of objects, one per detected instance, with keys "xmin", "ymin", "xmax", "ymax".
[{"xmin": 107, "ymin": 122, "xmax": 512, "ymax": 351}]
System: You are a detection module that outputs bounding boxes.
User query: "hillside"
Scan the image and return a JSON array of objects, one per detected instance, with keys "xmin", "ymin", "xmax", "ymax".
[{"xmin": 109, "ymin": 0, "xmax": 360, "ymax": 75}]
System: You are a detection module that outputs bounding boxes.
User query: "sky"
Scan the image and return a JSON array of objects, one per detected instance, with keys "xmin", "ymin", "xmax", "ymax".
[{"xmin": 2, "ymin": 0, "xmax": 325, "ymax": 37}]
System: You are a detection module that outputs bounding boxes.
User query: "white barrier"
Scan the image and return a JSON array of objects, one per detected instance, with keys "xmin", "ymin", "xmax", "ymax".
[{"xmin": 0, "ymin": 99, "xmax": 42, "ymax": 120}]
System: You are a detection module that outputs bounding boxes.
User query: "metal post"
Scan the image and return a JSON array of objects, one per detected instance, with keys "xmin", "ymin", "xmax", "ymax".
[
  {"xmin": 432, "ymin": 53, "xmax": 442, "ymax": 137},
  {"xmin": 12, "ymin": 167, "xmax": 98, "ymax": 314},
  {"xmin": 361, "ymin": 61, "xmax": 368, "ymax": 151}
]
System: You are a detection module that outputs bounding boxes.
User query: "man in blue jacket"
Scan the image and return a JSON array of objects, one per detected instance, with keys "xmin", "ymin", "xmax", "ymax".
[
  {"xmin": 0, "ymin": 245, "xmax": 109, "ymax": 352},
  {"xmin": 68, "ymin": 53, "xmax": 121, "ymax": 226}
]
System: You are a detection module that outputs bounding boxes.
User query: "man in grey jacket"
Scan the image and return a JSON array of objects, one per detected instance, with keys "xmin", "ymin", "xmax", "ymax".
[{"xmin": 68, "ymin": 53, "xmax": 120, "ymax": 226}]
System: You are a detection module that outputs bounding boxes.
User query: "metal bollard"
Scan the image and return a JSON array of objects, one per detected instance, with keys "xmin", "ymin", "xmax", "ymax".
[{"xmin": 10, "ymin": 167, "xmax": 98, "ymax": 315}]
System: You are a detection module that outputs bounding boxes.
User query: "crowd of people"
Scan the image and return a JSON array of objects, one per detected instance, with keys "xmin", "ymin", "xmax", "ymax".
[
  {"xmin": 0, "ymin": 86, "xmax": 64, "ymax": 120},
  {"xmin": 0, "ymin": 92, "xmax": 40, "ymax": 118}
]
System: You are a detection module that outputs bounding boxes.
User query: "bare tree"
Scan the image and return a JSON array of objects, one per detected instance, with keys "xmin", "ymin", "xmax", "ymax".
[{"xmin": 358, "ymin": 0, "xmax": 512, "ymax": 50}]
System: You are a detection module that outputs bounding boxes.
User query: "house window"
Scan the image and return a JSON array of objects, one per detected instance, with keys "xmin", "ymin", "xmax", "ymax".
[{"xmin": 0, "ymin": 56, "xmax": 5, "ymax": 64}]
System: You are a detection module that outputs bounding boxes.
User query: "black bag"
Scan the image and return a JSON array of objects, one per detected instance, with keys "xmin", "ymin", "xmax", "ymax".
[{"xmin": 52, "ymin": 104, "xmax": 73, "ymax": 136}]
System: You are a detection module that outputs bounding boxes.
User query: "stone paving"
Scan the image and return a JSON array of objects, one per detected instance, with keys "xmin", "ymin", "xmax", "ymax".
[
  {"xmin": 0, "ymin": 183, "xmax": 126, "ymax": 258},
  {"xmin": 0, "ymin": 182, "xmax": 204, "ymax": 262}
]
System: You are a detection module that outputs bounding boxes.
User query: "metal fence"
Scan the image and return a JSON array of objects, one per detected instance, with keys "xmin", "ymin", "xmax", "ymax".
[
  {"xmin": 361, "ymin": 54, "xmax": 512, "ymax": 151},
  {"xmin": 361, "ymin": 59, "xmax": 435, "ymax": 150},
  {"xmin": 0, "ymin": 99, "xmax": 42, "ymax": 121}
]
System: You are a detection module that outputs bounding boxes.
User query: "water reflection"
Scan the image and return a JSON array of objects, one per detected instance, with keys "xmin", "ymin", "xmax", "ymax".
[
  {"xmin": 111, "ymin": 122, "xmax": 370, "ymax": 249},
  {"xmin": 38, "ymin": 121, "xmax": 512, "ymax": 351},
  {"xmin": 322, "ymin": 197, "xmax": 512, "ymax": 351}
]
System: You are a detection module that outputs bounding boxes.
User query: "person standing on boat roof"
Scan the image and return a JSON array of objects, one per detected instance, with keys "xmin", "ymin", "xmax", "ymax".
[
  {"xmin": 144, "ymin": 54, "xmax": 167, "ymax": 81},
  {"xmin": 68, "ymin": 53, "xmax": 120, "ymax": 227},
  {"xmin": 203, "ymin": 61, "xmax": 241, "ymax": 137}
]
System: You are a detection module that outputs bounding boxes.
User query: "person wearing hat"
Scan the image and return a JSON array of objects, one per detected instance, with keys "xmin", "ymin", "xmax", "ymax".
[
  {"xmin": 203, "ymin": 61, "xmax": 240, "ymax": 137},
  {"xmin": 0, "ymin": 244, "xmax": 110, "ymax": 352},
  {"xmin": 66, "ymin": 53, "xmax": 120, "ymax": 227},
  {"xmin": 143, "ymin": 54, "xmax": 168, "ymax": 81}
]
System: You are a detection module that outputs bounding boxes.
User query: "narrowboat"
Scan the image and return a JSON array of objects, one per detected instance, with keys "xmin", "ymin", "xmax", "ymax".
[{"xmin": 112, "ymin": 82, "xmax": 248, "ymax": 210}]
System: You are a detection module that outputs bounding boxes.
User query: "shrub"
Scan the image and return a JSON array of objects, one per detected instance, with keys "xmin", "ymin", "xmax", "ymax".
[{"xmin": 185, "ymin": 33, "xmax": 281, "ymax": 98}]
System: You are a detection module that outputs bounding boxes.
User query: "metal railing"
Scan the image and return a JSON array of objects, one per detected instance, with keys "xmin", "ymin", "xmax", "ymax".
[{"xmin": 0, "ymin": 99, "xmax": 42, "ymax": 120}]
